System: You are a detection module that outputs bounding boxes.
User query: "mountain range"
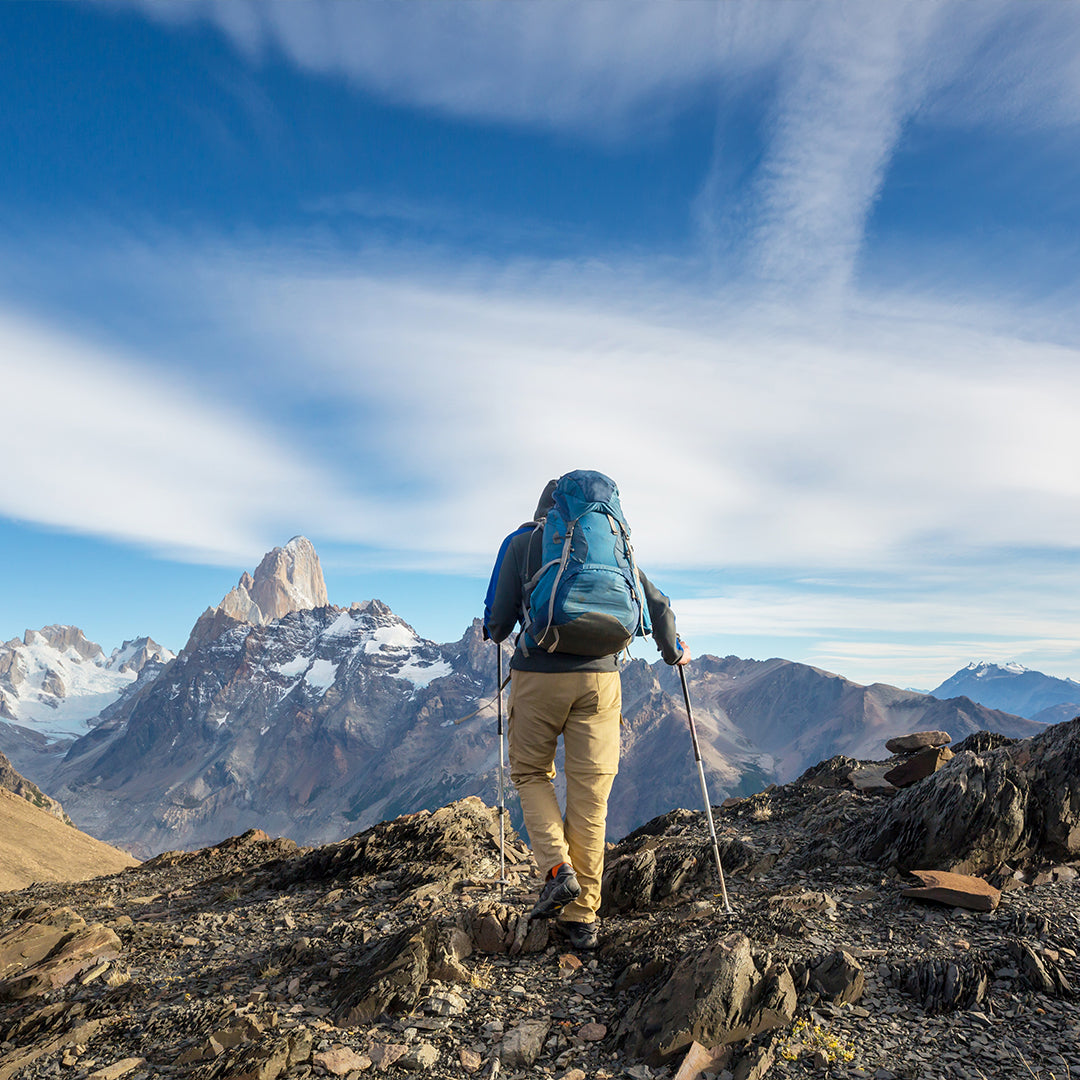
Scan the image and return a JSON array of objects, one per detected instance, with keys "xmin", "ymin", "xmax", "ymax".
[
  {"xmin": 0, "ymin": 624, "xmax": 172, "ymax": 743},
  {"xmin": 930, "ymin": 660, "xmax": 1080, "ymax": 722},
  {"xmin": 0, "ymin": 537, "xmax": 1050, "ymax": 858}
]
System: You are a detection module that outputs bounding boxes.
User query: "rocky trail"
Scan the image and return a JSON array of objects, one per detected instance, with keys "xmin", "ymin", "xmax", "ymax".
[{"xmin": 3, "ymin": 721, "xmax": 1080, "ymax": 1080}]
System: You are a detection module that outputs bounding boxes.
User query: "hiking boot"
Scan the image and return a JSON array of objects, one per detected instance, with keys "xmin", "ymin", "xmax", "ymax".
[
  {"xmin": 529, "ymin": 862, "xmax": 581, "ymax": 920},
  {"xmin": 554, "ymin": 920, "xmax": 598, "ymax": 950}
]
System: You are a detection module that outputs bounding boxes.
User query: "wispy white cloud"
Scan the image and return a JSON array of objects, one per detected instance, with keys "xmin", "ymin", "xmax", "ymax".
[
  {"xmin": 110, "ymin": 0, "xmax": 733, "ymax": 136},
  {"xmin": 808, "ymin": 639, "xmax": 1080, "ymax": 692},
  {"xmin": 676, "ymin": 578, "xmax": 1080, "ymax": 688},
  {"xmin": 244, "ymin": 264, "xmax": 1080, "ymax": 569},
  {"xmin": 10, "ymin": 233, "xmax": 1080, "ymax": 576},
  {"xmin": 110, "ymin": 2, "xmax": 1080, "ymax": 138},
  {"xmin": 0, "ymin": 308, "xmax": 376, "ymax": 564},
  {"xmin": 16, "ymin": 2, "xmax": 1080, "ymax": 684},
  {"xmin": 107, "ymin": 1, "xmax": 1080, "ymax": 308},
  {"xmin": 744, "ymin": 6, "xmax": 939, "ymax": 299},
  {"xmin": 676, "ymin": 585, "xmax": 1080, "ymax": 643},
  {"xmin": 5, "ymin": 225, "xmax": 1080, "ymax": 683},
  {"xmin": 925, "ymin": 3, "xmax": 1080, "ymax": 131}
]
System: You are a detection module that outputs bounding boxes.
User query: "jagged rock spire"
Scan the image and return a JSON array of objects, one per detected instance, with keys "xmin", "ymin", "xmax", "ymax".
[{"xmin": 184, "ymin": 537, "xmax": 329, "ymax": 653}]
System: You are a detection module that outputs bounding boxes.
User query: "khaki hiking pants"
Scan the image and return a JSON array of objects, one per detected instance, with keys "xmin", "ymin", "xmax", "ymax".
[{"xmin": 508, "ymin": 668, "xmax": 621, "ymax": 924}]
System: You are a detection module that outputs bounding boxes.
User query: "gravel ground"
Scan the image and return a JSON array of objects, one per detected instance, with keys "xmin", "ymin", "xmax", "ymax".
[{"xmin": 1, "ymin": 770, "xmax": 1078, "ymax": 1080}]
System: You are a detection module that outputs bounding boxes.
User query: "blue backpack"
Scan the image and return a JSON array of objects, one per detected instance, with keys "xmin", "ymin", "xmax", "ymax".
[{"xmin": 522, "ymin": 470, "xmax": 651, "ymax": 656}]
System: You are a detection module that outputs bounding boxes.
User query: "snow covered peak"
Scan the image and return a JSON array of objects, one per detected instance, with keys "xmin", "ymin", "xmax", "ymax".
[
  {"xmin": 0, "ymin": 627, "xmax": 171, "ymax": 740},
  {"xmin": 322, "ymin": 604, "xmax": 452, "ymax": 688},
  {"xmin": 964, "ymin": 660, "xmax": 1029, "ymax": 677},
  {"xmin": 107, "ymin": 637, "xmax": 175, "ymax": 674},
  {"xmin": 24, "ymin": 625, "xmax": 103, "ymax": 663}
]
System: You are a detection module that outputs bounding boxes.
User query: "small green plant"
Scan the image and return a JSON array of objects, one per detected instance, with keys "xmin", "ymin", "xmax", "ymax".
[
  {"xmin": 778, "ymin": 1018, "xmax": 856, "ymax": 1064},
  {"xmin": 220, "ymin": 885, "xmax": 242, "ymax": 902}
]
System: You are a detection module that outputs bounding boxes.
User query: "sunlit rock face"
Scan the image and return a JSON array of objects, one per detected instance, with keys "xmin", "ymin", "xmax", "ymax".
[{"xmin": 184, "ymin": 536, "xmax": 329, "ymax": 653}]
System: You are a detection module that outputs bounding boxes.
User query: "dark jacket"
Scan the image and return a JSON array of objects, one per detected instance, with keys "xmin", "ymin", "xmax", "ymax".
[{"xmin": 486, "ymin": 515, "xmax": 685, "ymax": 674}]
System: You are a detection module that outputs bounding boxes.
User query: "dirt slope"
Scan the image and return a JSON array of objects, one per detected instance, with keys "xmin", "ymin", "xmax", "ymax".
[{"xmin": 0, "ymin": 787, "xmax": 138, "ymax": 891}]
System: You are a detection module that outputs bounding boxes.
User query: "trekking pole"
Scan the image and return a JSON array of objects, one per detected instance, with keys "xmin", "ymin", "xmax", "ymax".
[
  {"xmin": 495, "ymin": 643, "xmax": 509, "ymax": 897},
  {"xmin": 678, "ymin": 665, "xmax": 733, "ymax": 914}
]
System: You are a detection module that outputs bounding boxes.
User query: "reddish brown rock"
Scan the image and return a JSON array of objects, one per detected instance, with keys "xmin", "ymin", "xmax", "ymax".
[
  {"xmin": 559, "ymin": 953, "xmax": 583, "ymax": 976},
  {"xmin": 459, "ymin": 1048, "xmax": 483, "ymax": 1073},
  {"xmin": 884, "ymin": 746, "xmax": 954, "ymax": 788},
  {"xmin": 368, "ymin": 1042, "xmax": 407, "ymax": 1069},
  {"xmin": 313, "ymin": 1047, "xmax": 372, "ymax": 1076},
  {"xmin": 901, "ymin": 869, "xmax": 1001, "ymax": 912},
  {"xmin": 672, "ymin": 1041, "xmax": 733, "ymax": 1080}
]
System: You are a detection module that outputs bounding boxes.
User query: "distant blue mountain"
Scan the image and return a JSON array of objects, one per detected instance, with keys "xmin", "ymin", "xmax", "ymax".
[{"xmin": 930, "ymin": 661, "xmax": 1080, "ymax": 720}]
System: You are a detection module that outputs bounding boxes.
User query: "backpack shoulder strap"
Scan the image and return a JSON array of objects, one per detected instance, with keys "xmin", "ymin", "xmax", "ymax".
[{"xmin": 483, "ymin": 521, "xmax": 538, "ymax": 636}]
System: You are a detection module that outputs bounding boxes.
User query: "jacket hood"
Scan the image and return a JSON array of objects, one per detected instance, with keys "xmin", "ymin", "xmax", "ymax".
[{"xmin": 534, "ymin": 479, "xmax": 557, "ymax": 521}]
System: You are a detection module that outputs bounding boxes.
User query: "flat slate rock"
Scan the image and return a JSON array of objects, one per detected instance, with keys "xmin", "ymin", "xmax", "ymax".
[
  {"xmin": 848, "ymin": 765, "xmax": 898, "ymax": 795},
  {"xmin": 886, "ymin": 731, "xmax": 952, "ymax": 754},
  {"xmin": 900, "ymin": 869, "xmax": 1001, "ymax": 912}
]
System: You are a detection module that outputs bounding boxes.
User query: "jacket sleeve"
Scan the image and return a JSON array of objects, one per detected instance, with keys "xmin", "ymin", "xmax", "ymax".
[
  {"xmin": 486, "ymin": 531, "xmax": 532, "ymax": 644},
  {"xmin": 639, "ymin": 569, "xmax": 685, "ymax": 664}
]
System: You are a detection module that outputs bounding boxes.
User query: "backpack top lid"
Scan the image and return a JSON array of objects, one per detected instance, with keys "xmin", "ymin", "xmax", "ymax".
[{"xmin": 552, "ymin": 469, "xmax": 625, "ymax": 525}]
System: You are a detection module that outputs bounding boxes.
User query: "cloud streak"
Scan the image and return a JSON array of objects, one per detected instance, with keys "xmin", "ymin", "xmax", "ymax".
[
  {"xmin": 7, "ymin": 231, "xmax": 1080, "ymax": 577},
  {"xmin": 112, "ymin": 2, "xmax": 1080, "ymax": 138},
  {"xmin": 745, "ymin": 6, "xmax": 938, "ymax": 299},
  {"xmin": 11, "ymin": 2, "xmax": 1080, "ymax": 685},
  {"xmin": 0, "ymin": 308, "xmax": 375, "ymax": 564},
  {"xmin": 110, "ymin": 1, "xmax": 1080, "ymax": 311},
  {"xmin": 168, "ymin": 244, "xmax": 1080, "ymax": 579}
]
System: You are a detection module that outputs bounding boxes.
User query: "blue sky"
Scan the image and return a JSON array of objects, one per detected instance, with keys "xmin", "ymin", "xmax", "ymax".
[{"xmin": 2, "ymin": 1, "xmax": 1080, "ymax": 688}]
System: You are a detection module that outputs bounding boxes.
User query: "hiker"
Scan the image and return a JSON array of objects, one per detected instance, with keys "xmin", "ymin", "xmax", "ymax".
[{"xmin": 484, "ymin": 470, "xmax": 690, "ymax": 950}]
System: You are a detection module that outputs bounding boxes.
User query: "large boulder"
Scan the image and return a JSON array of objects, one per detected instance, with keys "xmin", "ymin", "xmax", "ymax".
[
  {"xmin": 851, "ymin": 718, "xmax": 1080, "ymax": 874},
  {"xmin": 620, "ymin": 932, "xmax": 796, "ymax": 1064},
  {"xmin": 279, "ymin": 797, "xmax": 520, "ymax": 895},
  {"xmin": 883, "ymin": 746, "xmax": 953, "ymax": 788},
  {"xmin": 334, "ymin": 923, "xmax": 436, "ymax": 1026},
  {"xmin": 0, "ymin": 907, "xmax": 122, "ymax": 1001}
]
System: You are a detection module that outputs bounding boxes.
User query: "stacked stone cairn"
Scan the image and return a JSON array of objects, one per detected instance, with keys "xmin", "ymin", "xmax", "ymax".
[{"xmin": 882, "ymin": 730, "xmax": 953, "ymax": 789}]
